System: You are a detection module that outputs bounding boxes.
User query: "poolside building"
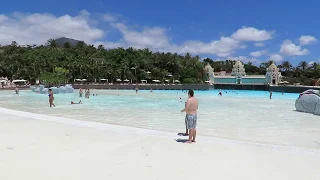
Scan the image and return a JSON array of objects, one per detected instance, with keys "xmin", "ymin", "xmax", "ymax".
[{"xmin": 205, "ymin": 61, "xmax": 282, "ymax": 85}]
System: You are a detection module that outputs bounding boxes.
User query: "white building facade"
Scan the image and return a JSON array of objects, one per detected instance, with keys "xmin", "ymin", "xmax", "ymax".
[{"xmin": 205, "ymin": 61, "xmax": 282, "ymax": 85}]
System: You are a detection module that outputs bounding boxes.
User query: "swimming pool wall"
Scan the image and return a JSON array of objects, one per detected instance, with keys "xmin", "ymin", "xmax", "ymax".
[{"xmin": 71, "ymin": 84, "xmax": 320, "ymax": 93}]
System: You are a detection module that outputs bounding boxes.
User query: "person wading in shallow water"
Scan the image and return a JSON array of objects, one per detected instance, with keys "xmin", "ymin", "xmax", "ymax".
[
  {"xmin": 15, "ymin": 87, "xmax": 19, "ymax": 95},
  {"xmin": 79, "ymin": 88, "xmax": 83, "ymax": 97},
  {"xmin": 48, "ymin": 89, "xmax": 55, "ymax": 107},
  {"xmin": 181, "ymin": 89, "xmax": 198, "ymax": 143}
]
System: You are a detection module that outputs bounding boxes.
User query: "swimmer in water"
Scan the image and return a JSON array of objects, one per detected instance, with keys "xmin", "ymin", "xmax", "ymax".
[
  {"xmin": 150, "ymin": 89, "xmax": 153, "ymax": 93},
  {"xmin": 218, "ymin": 89, "xmax": 222, "ymax": 96},
  {"xmin": 135, "ymin": 87, "xmax": 139, "ymax": 94},
  {"xmin": 71, "ymin": 100, "xmax": 82, "ymax": 104},
  {"xmin": 269, "ymin": 91, "xmax": 272, "ymax": 99},
  {"xmin": 15, "ymin": 87, "xmax": 19, "ymax": 95},
  {"xmin": 179, "ymin": 97, "xmax": 182, "ymax": 102},
  {"xmin": 48, "ymin": 89, "xmax": 55, "ymax": 107}
]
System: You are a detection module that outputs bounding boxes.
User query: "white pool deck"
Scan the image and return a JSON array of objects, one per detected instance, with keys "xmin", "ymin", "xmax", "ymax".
[{"xmin": 0, "ymin": 107, "xmax": 319, "ymax": 180}]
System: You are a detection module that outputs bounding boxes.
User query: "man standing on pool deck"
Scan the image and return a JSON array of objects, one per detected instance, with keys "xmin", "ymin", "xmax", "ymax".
[{"xmin": 181, "ymin": 89, "xmax": 198, "ymax": 143}]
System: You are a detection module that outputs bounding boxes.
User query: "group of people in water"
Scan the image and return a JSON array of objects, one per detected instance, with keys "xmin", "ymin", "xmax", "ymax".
[
  {"xmin": 79, "ymin": 88, "xmax": 91, "ymax": 98},
  {"xmin": 25, "ymin": 86, "xmax": 280, "ymax": 110},
  {"xmin": 47, "ymin": 88, "xmax": 100, "ymax": 107},
  {"xmin": 216, "ymin": 89, "xmax": 281, "ymax": 100}
]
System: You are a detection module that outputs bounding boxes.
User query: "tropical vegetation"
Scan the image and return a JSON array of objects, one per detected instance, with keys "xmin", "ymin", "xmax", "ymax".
[{"xmin": 0, "ymin": 39, "xmax": 319, "ymax": 85}]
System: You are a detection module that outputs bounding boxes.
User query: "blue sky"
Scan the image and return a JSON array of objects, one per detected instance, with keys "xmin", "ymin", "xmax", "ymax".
[{"xmin": 1, "ymin": 0, "xmax": 320, "ymax": 66}]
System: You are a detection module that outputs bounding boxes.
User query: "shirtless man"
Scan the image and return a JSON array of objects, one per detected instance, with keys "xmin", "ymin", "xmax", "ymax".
[{"xmin": 181, "ymin": 89, "xmax": 198, "ymax": 143}]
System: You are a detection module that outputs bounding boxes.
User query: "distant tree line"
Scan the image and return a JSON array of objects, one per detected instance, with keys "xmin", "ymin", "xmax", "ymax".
[{"xmin": 0, "ymin": 39, "xmax": 319, "ymax": 85}]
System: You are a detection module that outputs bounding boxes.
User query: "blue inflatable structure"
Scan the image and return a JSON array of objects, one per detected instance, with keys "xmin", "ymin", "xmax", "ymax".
[{"xmin": 30, "ymin": 84, "xmax": 74, "ymax": 94}]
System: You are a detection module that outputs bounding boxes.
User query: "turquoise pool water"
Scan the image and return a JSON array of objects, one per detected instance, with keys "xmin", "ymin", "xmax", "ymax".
[{"xmin": 0, "ymin": 89, "xmax": 319, "ymax": 149}]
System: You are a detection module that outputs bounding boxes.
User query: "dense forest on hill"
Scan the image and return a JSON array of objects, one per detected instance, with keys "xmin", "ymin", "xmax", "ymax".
[{"xmin": 0, "ymin": 39, "xmax": 319, "ymax": 85}]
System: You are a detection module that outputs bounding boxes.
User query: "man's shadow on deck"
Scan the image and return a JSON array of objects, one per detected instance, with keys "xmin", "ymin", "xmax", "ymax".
[
  {"xmin": 175, "ymin": 133, "xmax": 190, "ymax": 143},
  {"xmin": 177, "ymin": 133, "xmax": 189, "ymax": 136},
  {"xmin": 175, "ymin": 139, "xmax": 189, "ymax": 143}
]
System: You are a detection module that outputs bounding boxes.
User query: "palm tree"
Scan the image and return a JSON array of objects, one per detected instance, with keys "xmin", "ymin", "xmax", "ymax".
[
  {"xmin": 310, "ymin": 62, "xmax": 318, "ymax": 70},
  {"xmin": 298, "ymin": 61, "xmax": 308, "ymax": 71},
  {"xmin": 11, "ymin": 41, "xmax": 18, "ymax": 47},
  {"xmin": 98, "ymin": 44, "xmax": 105, "ymax": 51},
  {"xmin": 47, "ymin": 39, "xmax": 59, "ymax": 49},
  {"xmin": 281, "ymin": 61, "xmax": 292, "ymax": 72},
  {"xmin": 63, "ymin": 42, "xmax": 71, "ymax": 49},
  {"xmin": 76, "ymin": 41, "xmax": 86, "ymax": 49}
]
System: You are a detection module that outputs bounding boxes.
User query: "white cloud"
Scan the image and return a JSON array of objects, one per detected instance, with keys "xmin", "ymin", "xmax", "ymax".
[
  {"xmin": 111, "ymin": 22, "xmax": 241, "ymax": 57},
  {"xmin": 254, "ymin": 42, "xmax": 265, "ymax": 47},
  {"xmin": 0, "ymin": 10, "xmax": 276, "ymax": 59},
  {"xmin": 231, "ymin": 27, "xmax": 273, "ymax": 42},
  {"xmin": 308, "ymin": 61, "xmax": 315, "ymax": 66},
  {"xmin": 0, "ymin": 14, "xmax": 8, "ymax": 23},
  {"xmin": 279, "ymin": 40, "xmax": 309, "ymax": 56},
  {"xmin": 250, "ymin": 50, "xmax": 268, "ymax": 57},
  {"xmin": 111, "ymin": 23, "xmax": 172, "ymax": 50},
  {"xmin": 269, "ymin": 54, "xmax": 283, "ymax": 62},
  {"xmin": 0, "ymin": 11, "xmax": 104, "ymax": 45},
  {"xmin": 299, "ymin": 35, "xmax": 317, "ymax": 46},
  {"xmin": 226, "ymin": 56, "xmax": 261, "ymax": 64},
  {"xmin": 239, "ymin": 45, "xmax": 247, "ymax": 49},
  {"xmin": 103, "ymin": 13, "xmax": 118, "ymax": 22},
  {"xmin": 93, "ymin": 41, "xmax": 124, "ymax": 49},
  {"xmin": 177, "ymin": 37, "xmax": 240, "ymax": 57}
]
